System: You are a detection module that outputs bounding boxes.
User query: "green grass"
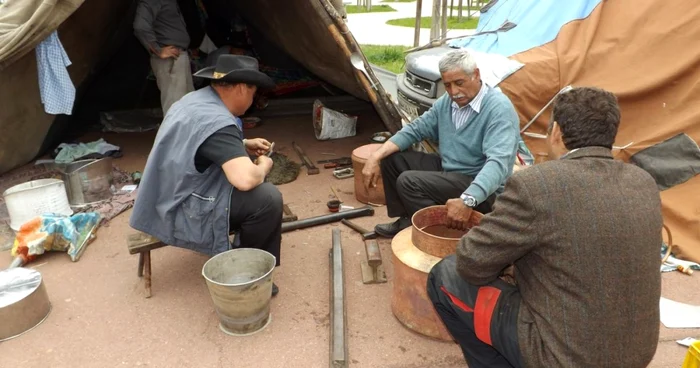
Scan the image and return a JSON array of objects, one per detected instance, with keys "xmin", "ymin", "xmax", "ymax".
[
  {"xmin": 359, "ymin": 44, "xmax": 409, "ymax": 74},
  {"xmin": 386, "ymin": 16, "xmax": 479, "ymax": 29},
  {"xmin": 345, "ymin": 4, "xmax": 396, "ymax": 13}
]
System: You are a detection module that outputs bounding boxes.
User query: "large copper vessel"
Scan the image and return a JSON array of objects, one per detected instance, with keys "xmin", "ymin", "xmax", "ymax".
[
  {"xmin": 391, "ymin": 205, "xmax": 482, "ymax": 341},
  {"xmin": 351, "ymin": 144, "xmax": 386, "ymax": 205}
]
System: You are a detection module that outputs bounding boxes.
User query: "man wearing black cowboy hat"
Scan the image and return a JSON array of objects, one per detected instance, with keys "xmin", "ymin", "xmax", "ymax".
[{"xmin": 130, "ymin": 55, "xmax": 283, "ymax": 296}]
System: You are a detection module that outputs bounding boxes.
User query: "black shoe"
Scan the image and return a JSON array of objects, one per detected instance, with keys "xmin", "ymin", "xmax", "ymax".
[
  {"xmin": 374, "ymin": 217, "xmax": 411, "ymax": 238},
  {"xmin": 272, "ymin": 283, "xmax": 279, "ymax": 297}
]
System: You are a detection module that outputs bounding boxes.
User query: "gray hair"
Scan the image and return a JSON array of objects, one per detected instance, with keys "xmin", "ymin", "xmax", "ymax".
[{"xmin": 438, "ymin": 49, "xmax": 477, "ymax": 75}]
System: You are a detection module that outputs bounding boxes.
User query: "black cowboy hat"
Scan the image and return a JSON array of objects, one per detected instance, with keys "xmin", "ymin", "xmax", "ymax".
[{"xmin": 193, "ymin": 54, "xmax": 275, "ymax": 89}]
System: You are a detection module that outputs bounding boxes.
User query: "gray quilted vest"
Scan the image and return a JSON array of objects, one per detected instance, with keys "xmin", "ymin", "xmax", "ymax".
[{"xmin": 129, "ymin": 86, "xmax": 239, "ymax": 255}]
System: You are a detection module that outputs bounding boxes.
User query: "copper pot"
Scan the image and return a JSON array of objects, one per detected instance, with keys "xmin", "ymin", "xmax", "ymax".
[
  {"xmin": 411, "ymin": 205, "xmax": 483, "ymax": 258},
  {"xmin": 390, "ymin": 205, "xmax": 482, "ymax": 341}
]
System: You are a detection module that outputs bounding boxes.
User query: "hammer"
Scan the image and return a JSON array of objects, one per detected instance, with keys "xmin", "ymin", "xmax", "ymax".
[{"xmin": 341, "ymin": 219, "xmax": 376, "ymax": 240}]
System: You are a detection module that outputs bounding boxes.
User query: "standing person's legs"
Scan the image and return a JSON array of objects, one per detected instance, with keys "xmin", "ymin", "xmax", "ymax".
[
  {"xmin": 228, "ymin": 182, "xmax": 283, "ymax": 266},
  {"xmin": 427, "ymin": 255, "xmax": 523, "ymax": 368},
  {"xmin": 150, "ymin": 51, "xmax": 195, "ymax": 116}
]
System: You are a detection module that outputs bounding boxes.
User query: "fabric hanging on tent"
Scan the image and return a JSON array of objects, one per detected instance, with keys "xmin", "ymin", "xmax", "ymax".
[
  {"xmin": 630, "ymin": 133, "xmax": 700, "ymax": 191},
  {"xmin": 34, "ymin": 31, "xmax": 75, "ymax": 115}
]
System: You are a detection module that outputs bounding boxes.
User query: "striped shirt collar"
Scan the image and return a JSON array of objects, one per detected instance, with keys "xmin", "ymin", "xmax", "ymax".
[{"xmin": 451, "ymin": 82, "xmax": 488, "ymax": 113}]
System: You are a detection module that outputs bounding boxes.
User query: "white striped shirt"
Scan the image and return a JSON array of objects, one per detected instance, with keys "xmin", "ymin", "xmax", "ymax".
[{"xmin": 451, "ymin": 82, "xmax": 489, "ymax": 130}]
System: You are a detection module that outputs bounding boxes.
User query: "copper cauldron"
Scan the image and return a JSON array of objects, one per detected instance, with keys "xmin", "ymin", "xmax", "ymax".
[{"xmin": 391, "ymin": 205, "xmax": 482, "ymax": 341}]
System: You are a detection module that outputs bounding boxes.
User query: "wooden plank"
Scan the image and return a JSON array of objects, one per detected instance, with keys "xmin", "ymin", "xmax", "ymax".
[
  {"xmin": 127, "ymin": 232, "xmax": 166, "ymax": 254},
  {"xmin": 329, "ymin": 228, "xmax": 347, "ymax": 367}
]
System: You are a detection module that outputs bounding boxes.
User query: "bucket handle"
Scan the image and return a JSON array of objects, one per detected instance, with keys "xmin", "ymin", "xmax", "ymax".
[{"xmin": 661, "ymin": 223, "xmax": 673, "ymax": 265}]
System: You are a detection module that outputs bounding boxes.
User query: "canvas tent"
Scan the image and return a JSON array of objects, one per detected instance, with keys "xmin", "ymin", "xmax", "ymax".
[
  {"xmin": 451, "ymin": 0, "xmax": 700, "ymax": 261},
  {"xmin": 0, "ymin": 0, "xmax": 402, "ymax": 175}
]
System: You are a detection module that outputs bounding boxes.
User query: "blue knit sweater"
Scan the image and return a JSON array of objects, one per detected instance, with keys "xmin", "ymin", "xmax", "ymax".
[{"xmin": 389, "ymin": 88, "xmax": 520, "ymax": 204}]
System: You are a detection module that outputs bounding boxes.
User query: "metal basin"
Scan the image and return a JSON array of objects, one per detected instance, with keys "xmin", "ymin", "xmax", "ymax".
[
  {"xmin": 61, "ymin": 157, "xmax": 114, "ymax": 208},
  {"xmin": 0, "ymin": 267, "xmax": 51, "ymax": 341}
]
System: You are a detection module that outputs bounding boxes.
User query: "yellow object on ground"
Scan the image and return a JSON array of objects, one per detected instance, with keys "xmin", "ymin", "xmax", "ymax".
[{"xmin": 683, "ymin": 340, "xmax": 700, "ymax": 368}]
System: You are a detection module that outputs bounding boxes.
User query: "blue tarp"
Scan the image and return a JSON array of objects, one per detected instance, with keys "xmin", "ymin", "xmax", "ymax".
[{"xmin": 448, "ymin": 0, "xmax": 602, "ymax": 57}]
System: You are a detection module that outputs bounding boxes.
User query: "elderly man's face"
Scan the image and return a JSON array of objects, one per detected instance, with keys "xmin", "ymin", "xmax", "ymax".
[{"xmin": 441, "ymin": 68, "xmax": 482, "ymax": 108}]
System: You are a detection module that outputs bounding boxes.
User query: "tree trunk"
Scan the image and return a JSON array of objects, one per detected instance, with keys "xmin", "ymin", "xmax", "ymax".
[
  {"xmin": 467, "ymin": 0, "xmax": 472, "ymax": 20},
  {"xmin": 441, "ymin": 0, "xmax": 448, "ymax": 41},
  {"xmin": 430, "ymin": 0, "xmax": 441, "ymax": 40},
  {"xmin": 414, "ymin": 0, "xmax": 423, "ymax": 47},
  {"xmin": 458, "ymin": 0, "xmax": 463, "ymax": 22}
]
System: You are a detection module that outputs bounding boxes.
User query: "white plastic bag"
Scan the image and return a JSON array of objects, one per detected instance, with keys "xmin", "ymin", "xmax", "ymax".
[{"xmin": 312, "ymin": 99, "xmax": 357, "ymax": 140}]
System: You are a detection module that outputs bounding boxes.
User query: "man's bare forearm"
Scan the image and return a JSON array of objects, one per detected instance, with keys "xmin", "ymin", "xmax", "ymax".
[{"xmin": 369, "ymin": 141, "xmax": 400, "ymax": 162}]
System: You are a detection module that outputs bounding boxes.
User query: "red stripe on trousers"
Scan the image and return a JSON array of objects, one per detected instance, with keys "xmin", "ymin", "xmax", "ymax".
[
  {"xmin": 474, "ymin": 286, "xmax": 501, "ymax": 346},
  {"xmin": 440, "ymin": 286, "xmax": 474, "ymax": 312}
]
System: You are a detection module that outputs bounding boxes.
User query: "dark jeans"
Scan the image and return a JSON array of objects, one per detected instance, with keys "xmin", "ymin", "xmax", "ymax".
[
  {"xmin": 229, "ymin": 182, "xmax": 283, "ymax": 266},
  {"xmin": 380, "ymin": 151, "xmax": 496, "ymax": 218},
  {"xmin": 427, "ymin": 255, "xmax": 523, "ymax": 368}
]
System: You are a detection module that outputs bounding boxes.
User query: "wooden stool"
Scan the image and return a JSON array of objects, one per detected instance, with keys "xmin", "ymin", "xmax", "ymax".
[{"xmin": 126, "ymin": 232, "xmax": 167, "ymax": 298}]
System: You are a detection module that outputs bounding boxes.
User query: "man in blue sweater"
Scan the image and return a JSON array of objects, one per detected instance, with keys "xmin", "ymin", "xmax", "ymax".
[{"xmin": 362, "ymin": 49, "xmax": 520, "ymax": 238}]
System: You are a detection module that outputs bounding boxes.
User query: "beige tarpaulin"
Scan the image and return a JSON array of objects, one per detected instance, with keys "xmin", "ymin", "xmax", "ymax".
[
  {"xmin": 0, "ymin": 0, "xmax": 84, "ymax": 70},
  {"xmin": 0, "ymin": 0, "xmax": 402, "ymax": 177},
  {"xmin": 502, "ymin": 0, "xmax": 700, "ymax": 261}
]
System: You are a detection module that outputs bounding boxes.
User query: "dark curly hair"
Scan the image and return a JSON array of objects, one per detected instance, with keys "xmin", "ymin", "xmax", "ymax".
[{"xmin": 548, "ymin": 87, "xmax": 621, "ymax": 150}]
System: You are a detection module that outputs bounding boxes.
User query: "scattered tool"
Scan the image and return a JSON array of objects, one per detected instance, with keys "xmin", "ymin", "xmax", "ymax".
[
  {"xmin": 329, "ymin": 228, "xmax": 348, "ymax": 367},
  {"xmin": 330, "ymin": 186, "xmax": 342, "ymax": 203},
  {"xmin": 281, "ymin": 206, "xmax": 374, "ymax": 233},
  {"xmin": 360, "ymin": 240, "xmax": 386, "ymax": 284},
  {"xmin": 318, "ymin": 157, "xmax": 352, "ymax": 165},
  {"xmin": 340, "ymin": 219, "xmax": 385, "ymax": 284},
  {"xmin": 327, "ymin": 200, "xmax": 341, "ymax": 213},
  {"xmin": 324, "ymin": 163, "xmax": 352, "ymax": 169},
  {"xmin": 291, "ymin": 141, "xmax": 320, "ymax": 175},
  {"xmin": 333, "ymin": 167, "xmax": 354, "ymax": 179},
  {"xmin": 340, "ymin": 219, "xmax": 376, "ymax": 240},
  {"xmin": 282, "ymin": 204, "xmax": 297, "ymax": 223}
]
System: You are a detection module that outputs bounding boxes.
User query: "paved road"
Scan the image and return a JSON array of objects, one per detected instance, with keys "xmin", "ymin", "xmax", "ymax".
[{"xmin": 346, "ymin": 0, "xmax": 479, "ymax": 46}]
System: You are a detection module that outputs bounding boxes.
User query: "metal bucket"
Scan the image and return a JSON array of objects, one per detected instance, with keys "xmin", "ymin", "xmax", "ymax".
[
  {"xmin": 61, "ymin": 157, "xmax": 114, "ymax": 208},
  {"xmin": 3, "ymin": 178, "xmax": 73, "ymax": 231},
  {"xmin": 202, "ymin": 248, "xmax": 276, "ymax": 336},
  {"xmin": 0, "ymin": 267, "xmax": 52, "ymax": 341}
]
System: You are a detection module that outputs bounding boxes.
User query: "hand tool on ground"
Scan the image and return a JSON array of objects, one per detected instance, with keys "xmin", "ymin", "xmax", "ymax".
[
  {"xmin": 340, "ymin": 219, "xmax": 376, "ymax": 240},
  {"xmin": 281, "ymin": 206, "xmax": 374, "ymax": 233},
  {"xmin": 330, "ymin": 186, "xmax": 342, "ymax": 203},
  {"xmin": 324, "ymin": 163, "xmax": 352, "ymax": 169},
  {"xmin": 291, "ymin": 141, "xmax": 320, "ymax": 175},
  {"xmin": 333, "ymin": 167, "xmax": 354, "ymax": 179},
  {"xmin": 282, "ymin": 204, "xmax": 297, "ymax": 222},
  {"xmin": 329, "ymin": 228, "xmax": 347, "ymax": 367},
  {"xmin": 318, "ymin": 157, "xmax": 352, "ymax": 165},
  {"xmin": 360, "ymin": 239, "xmax": 386, "ymax": 284}
]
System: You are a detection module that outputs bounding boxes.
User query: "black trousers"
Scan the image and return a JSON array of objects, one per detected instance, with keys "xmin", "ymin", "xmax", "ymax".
[
  {"xmin": 229, "ymin": 182, "xmax": 283, "ymax": 266},
  {"xmin": 380, "ymin": 152, "xmax": 496, "ymax": 218},
  {"xmin": 427, "ymin": 255, "xmax": 523, "ymax": 368}
]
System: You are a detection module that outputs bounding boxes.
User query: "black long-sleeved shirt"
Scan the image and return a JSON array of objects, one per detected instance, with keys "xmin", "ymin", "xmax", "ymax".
[{"xmin": 133, "ymin": 0, "xmax": 190, "ymax": 55}]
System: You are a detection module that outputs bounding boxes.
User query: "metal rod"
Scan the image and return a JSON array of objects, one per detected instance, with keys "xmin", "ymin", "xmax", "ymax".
[
  {"xmin": 330, "ymin": 228, "xmax": 347, "ymax": 367},
  {"xmin": 281, "ymin": 206, "xmax": 375, "ymax": 233},
  {"xmin": 520, "ymin": 85, "xmax": 573, "ymax": 133}
]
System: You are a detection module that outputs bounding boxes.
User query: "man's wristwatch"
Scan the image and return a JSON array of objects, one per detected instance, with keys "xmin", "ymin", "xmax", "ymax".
[{"xmin": 462, "ymin": 195, "xmax": 478, "ymax": 208}]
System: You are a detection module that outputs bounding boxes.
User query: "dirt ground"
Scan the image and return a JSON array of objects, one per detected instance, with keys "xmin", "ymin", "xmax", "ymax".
[{"xmin": 1, "ymin": 112, "xmax": 698, "ymax": 368}]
